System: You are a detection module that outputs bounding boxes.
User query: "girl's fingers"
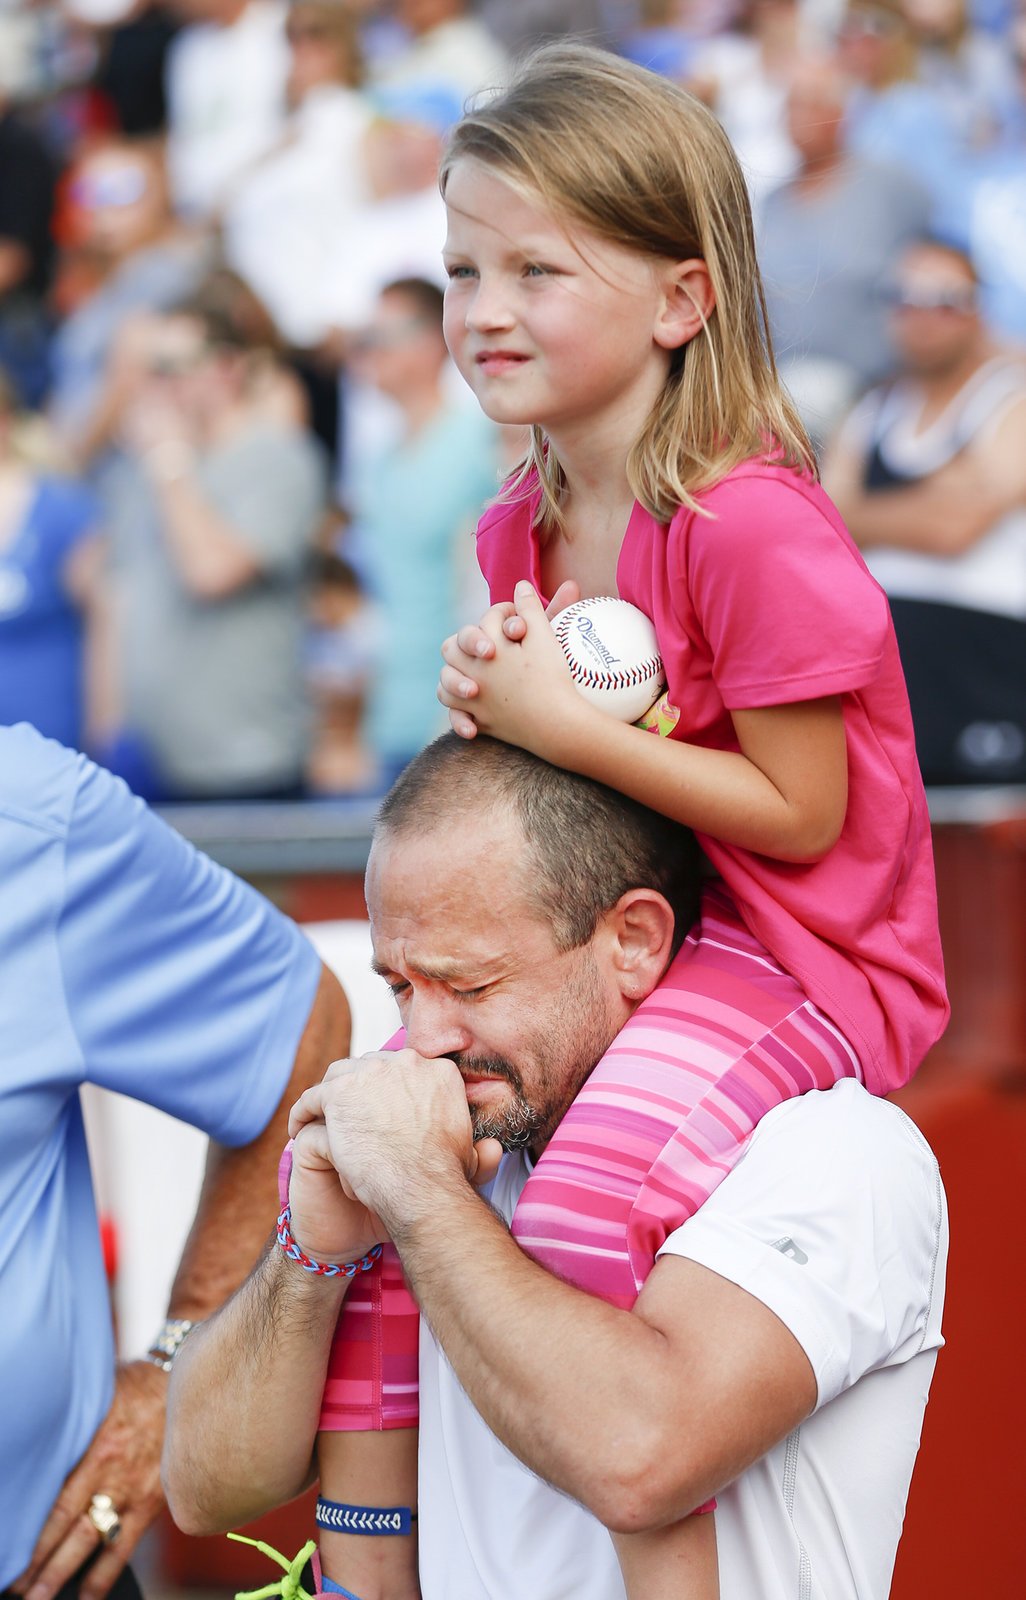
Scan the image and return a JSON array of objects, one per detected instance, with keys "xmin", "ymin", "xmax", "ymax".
[
  {"xmin": 454, "ymin": 625, "xmax": 495, "ymax": 659},
  {"xmin": 438, "ymin": 665, "xmax": 479, "ymax": 703},
  {"xmin": 544, "ymin": 579, "xmax": 582, "ymax": 619},
  {"xmin": 502, "ymin": 615, "xmax": 528, "ymax": 640},
  {"xmin": 448, "ymin": 709, "xmax": 478, "ymax": 740}
]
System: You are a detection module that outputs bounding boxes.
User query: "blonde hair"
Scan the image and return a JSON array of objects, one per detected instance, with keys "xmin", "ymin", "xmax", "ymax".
[{"xmin": 440, "ymin": 44, "xmax": 815, "ymax": 533}]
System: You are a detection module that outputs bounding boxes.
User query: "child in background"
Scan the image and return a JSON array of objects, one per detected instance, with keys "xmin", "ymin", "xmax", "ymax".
[
  {"xmin": 279, "ymin": 45, "xmax": 948, "ymax": 1600},
  {"xmin": 305, "ymin": 548, "xmax": 379, "ymax": 795}
]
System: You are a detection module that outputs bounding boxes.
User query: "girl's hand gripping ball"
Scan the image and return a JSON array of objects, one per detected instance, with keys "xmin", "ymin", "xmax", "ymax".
[{"xmin": 551, "ymin": 597, "xmax": 667, "ymax": 723}]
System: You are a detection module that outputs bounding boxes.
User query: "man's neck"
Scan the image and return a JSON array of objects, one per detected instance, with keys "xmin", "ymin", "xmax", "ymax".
[{"xmin": 528, "ymin": 986, "xmax": 659, "ymax": 1163}]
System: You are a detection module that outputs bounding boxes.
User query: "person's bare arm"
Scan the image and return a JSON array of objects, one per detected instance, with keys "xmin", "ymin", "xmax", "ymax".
[
  {"xmin": 116, "ymin": 368, "xmax": 264, "ymax": 600},
  {"xmin": 386, "ymin": 1177, "xmax": 815, "ymax": 1531},
  {"xmin": 824, "ymin": 393, "xmax": 1026, "ymax": 557},
  {"xmin": 62, "ymin": 533, "xmax": 120, "ymax": 751},
  {"xmin": 164, "ymin": 1096, "xmax": 500, "ymax": 1545},
  {"xmin": 165, "ymin": 1230, "xmax": 348, "ymax": 1533},
  {"xmin": 164, "ymin": 1111, "xmax": 389, "ymax": 1534},
  {"xmin": 141, "ymin": 455, "xmax": 264, "ymax": 600},
  {"xmin": 14, "ymin": 965, "xmax": 350, "ymax": 1600},
  {"xmin": 614, "ymin": 1513, "xmax": 718, "ymax": 1600}
]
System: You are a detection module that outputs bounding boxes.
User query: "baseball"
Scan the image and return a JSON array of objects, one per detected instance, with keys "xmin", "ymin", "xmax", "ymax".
[{"xmin": 551, "ymin": 596, "xmax": 666, "ymax": 723}]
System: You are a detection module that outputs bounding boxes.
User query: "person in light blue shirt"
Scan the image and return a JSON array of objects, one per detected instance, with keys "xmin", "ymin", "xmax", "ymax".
[
  {"xmin": 0, "ymin": 723, "xmax": 348, "ymax": 1600},
  {"xmin": 347, "ymin": 278, "xmax": 501, "ymax": 786}
]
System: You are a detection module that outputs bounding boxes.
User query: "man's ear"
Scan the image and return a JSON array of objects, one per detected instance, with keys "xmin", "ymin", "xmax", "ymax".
[
  {"xmin": 602, "ymin": 889, "xmax": 676, "ymax": 1004},
  {"xmin": 654, "ymin": 257, "xmax": 716, "ymax": 352}
]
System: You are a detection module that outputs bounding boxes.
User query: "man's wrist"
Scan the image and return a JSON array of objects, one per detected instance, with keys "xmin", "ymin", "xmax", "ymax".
[
  {"xmin": 265, "ymin": 1229, "xmax": 351, "ymax": 1319},
  {"xmin": 276, "ymin": 1205, "xmax": 383, "ymax": 1279},
  {"xmin": 384, "ymin": 1163, "xmax": 484, "ymax": 1255}
]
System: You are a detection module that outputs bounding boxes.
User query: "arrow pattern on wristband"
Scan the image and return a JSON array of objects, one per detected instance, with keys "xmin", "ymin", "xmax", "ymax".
[{"xmin": 315, "ymin": 1499, "xmax": 415, "ymax": 1536}]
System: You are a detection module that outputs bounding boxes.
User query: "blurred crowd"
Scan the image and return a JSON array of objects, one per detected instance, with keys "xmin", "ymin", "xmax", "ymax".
[{"xmin": 1, "ymin": 0, "xmax": 1024, "ymax": 800}]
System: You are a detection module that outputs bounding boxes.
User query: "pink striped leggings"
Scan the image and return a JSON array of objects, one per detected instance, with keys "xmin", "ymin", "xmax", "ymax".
[{"xmin": 316, "ymin": 886, "xmax": 861, "ymax": 1431}]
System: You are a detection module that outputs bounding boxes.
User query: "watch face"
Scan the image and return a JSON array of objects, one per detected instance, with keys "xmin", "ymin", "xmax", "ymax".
[{"xmin": 150, "ymin": 1319, "xmax": 195, "ymax": 1362}]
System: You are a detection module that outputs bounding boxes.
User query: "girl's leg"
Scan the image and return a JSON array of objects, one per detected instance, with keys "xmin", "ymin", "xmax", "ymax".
[
  {"xmin": 511, "ymin": 886, "xmax": 860, "ymax": 1303},
  {"xmin": 316, "ymin": 1428, "xmax": 420, "ymax": 1600},
  {"xmin": 319, "ymin": 1244, "xmax": 420, "ymax": 1433},
  {"xmin": 614, "ymin": 1513, "xmax": 719, "ymax": 1600}
]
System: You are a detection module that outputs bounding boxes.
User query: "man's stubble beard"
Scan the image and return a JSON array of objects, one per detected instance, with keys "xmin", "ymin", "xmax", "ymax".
[{"xmin": 457, "ymin": 947, "xmax": 621, "ymax": 1154}]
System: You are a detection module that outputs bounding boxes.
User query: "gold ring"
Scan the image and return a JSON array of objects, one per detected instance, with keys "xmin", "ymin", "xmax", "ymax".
[{"xmin": 87, "ymin": 1493, "xmax": 122, "ymax": 1546}]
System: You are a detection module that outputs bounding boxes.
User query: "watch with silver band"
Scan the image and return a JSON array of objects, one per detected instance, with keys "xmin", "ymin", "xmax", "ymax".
[{"xmin": 145, "ymin": 1316, "xmax": 197, "ymax": 1372}]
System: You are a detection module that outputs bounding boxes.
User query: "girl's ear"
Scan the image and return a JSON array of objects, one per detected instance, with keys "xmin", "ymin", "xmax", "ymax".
[{"xmin": 655, "ymin": 258, "xmax": 716, "ymax": 351}]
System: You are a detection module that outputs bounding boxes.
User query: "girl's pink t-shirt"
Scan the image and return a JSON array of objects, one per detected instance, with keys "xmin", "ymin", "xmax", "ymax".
[{"xmin": 475, "ymin": 459, "xmax": 948, "ymax": 1094}]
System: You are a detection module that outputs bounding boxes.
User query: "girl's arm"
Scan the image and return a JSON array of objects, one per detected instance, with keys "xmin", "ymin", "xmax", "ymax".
[
  {"xmin": 439, "ymin": 583, "xmax": 847, "ymax": 864},
  {"xmin": 316, "ymin": 1429, "xmax": 421, "ymax": 1600}
]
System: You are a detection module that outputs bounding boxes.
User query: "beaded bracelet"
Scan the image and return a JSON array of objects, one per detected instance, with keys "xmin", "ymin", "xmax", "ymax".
[{"xmin": 275, "ymin": 1205, "xmax": 383, "ymax": 1279}]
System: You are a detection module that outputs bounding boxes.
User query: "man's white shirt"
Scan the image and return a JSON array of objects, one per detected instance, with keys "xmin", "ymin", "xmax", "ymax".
[{"xmin": 417, "ymin": 1081, "xmax": 947, "ymax": 1599}]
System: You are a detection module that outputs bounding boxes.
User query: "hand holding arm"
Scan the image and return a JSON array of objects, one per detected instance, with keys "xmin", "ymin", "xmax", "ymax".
[
  {"xmin": 161, "ymin": 1110, "xmax": 368, "ymax": 1536},
  {"xmin": 443, "ymin": 583, "xmax": 848, "ymax": 862}
]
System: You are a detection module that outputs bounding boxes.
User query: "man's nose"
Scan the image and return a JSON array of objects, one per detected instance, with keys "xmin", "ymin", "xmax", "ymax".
[{"xmin": 403, "ymin": 990, "xmax": 473, "ymax": 1061}]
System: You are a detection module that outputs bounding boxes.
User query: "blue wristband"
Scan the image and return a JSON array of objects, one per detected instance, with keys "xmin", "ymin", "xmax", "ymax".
[
  {"xmin": 320, "ymin": 1578, "xmax": 364, "ymax": 1599},
  {"xmin": 315, "ymin": 1498, "xmax": 416, "ymax": 1536}
]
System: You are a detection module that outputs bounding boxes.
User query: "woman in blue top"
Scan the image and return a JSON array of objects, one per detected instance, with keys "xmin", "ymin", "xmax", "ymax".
[{"xmin": 0, "ymin": 369, "xmax": 104, "ymax": 749}]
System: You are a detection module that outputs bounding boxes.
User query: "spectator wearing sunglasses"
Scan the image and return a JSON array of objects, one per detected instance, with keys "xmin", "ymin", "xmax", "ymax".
[
  {"xmin": 823, "ymin": 236, "xmax": 1026, "ymax": 785},
  {"xmin": 48, "ymin": 138, "xmax": 211, "ymax": 473},
  {"xmin": 838, "ymin": 0, "xmax": 964, "ymax": 205}
]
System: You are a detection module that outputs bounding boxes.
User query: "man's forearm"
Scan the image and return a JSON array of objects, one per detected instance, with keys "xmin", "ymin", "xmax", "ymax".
[
  {"xmin": 387, "ymin": 1177, "xmax": 701, "ymax": 1533},
  {"xmin": 165, "ymin": 1240, "xmax": 348, "ymax": 1531}
]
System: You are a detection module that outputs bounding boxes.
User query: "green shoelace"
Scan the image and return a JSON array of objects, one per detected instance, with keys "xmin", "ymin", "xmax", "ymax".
[{"xmin": 228, "ymin": 1532, "xmax": 318, "ymax": 1600}]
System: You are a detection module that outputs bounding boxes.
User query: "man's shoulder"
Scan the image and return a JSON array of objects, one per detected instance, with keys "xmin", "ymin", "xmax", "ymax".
[
  {"xmin": 660, "ymin": 1083, "xmax": 947, "ymax": 1403},
  {"xmin": 661, "ymin": 1080, "xmax": 945, "ymax": 1284},
  {"xmin": 742, "ymin": 1081, "xmax": 939, "ymax": 1202}
]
